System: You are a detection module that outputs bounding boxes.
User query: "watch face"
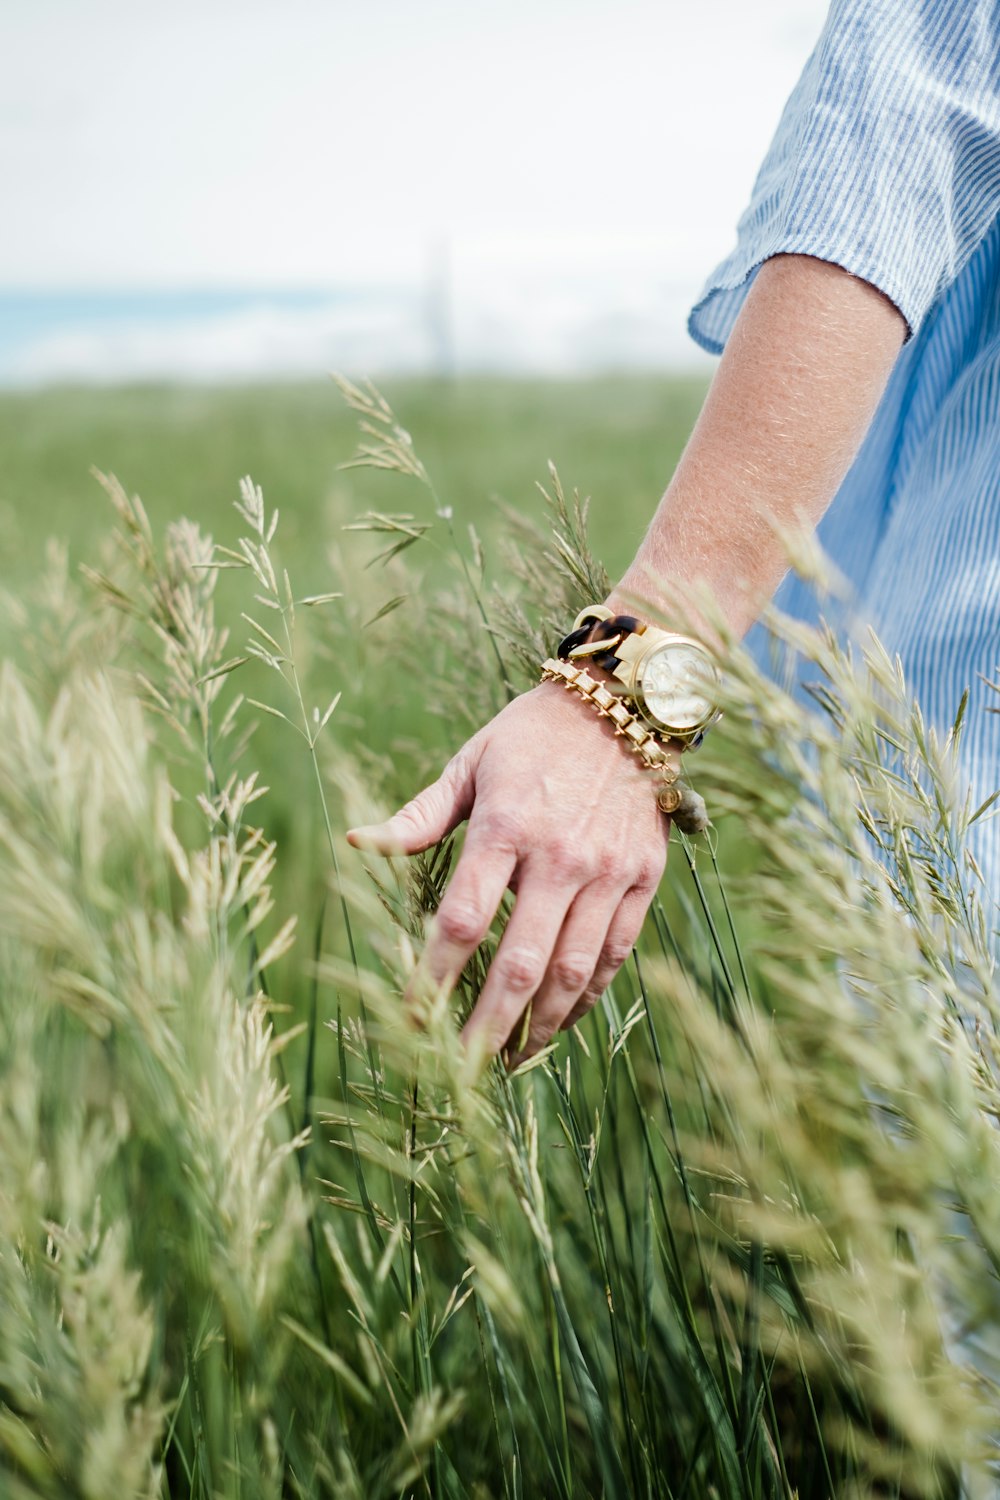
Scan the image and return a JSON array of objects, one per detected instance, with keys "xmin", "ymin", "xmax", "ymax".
[{"xmin": 639, "ymin": 642, "xmax": 717, "ymax": 732}]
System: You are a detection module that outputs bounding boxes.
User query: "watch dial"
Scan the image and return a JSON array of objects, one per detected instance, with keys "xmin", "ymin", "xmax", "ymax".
[{"xmin": 641, "ymin": 643, "xmax": 716, "ymax": 731}]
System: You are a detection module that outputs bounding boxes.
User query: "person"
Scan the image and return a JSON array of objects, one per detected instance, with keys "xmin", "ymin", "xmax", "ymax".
[{"xmin": 348, "ymin": 0, "xmax": 1000, "ymax": 1063}]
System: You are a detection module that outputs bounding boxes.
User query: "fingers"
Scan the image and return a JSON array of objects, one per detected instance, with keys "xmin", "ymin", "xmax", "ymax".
[
  {"xmin": 412, "ymin": 819, "xmax": 519, "ymax": 1002},
  {"xmin": 347, "ymin": 740, "xmax": 480, "ymax": 856},
  {"xmin": 503, "ymin": 880, "xmax": 629, "ymax": 1065},
  {"xmin": 460, "ymin": 863, "xmax": 577, "ymax": 1058},
  {"xmin": 557, "ymin": 884, "xmax": 654, "ymax": 1035}
]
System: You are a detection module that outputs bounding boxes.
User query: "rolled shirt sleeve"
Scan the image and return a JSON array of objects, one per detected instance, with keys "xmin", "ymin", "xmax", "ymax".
[{"xmin": 690, "ymin": 0, "xmax": 1000, "ymax": 354}]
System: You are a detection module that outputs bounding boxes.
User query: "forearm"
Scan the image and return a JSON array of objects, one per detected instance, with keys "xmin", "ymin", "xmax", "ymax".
[{"xmin": 609, "ymin": 254, "xmax": 907, "ymax": 639}]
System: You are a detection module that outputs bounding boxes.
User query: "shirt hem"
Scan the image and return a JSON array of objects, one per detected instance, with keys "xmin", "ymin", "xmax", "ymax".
[{"xmin": 688, "ymin": 237, "xmax": 917, "ymax": 356}]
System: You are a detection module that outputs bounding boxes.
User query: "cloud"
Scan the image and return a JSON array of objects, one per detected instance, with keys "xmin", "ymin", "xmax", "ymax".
[
  {"xmin": 4, "ymin": 242, "xmax": 715, "ymax": 385},
  {"xmin": 6, "ymin": 298, "xmax": 433, "ymax": 386}
]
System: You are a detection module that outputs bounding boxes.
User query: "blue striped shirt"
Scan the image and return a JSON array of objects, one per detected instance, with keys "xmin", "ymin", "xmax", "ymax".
[{"xmin": 689, "ymin": 0, "xmax": 1000, "ymax": 904}]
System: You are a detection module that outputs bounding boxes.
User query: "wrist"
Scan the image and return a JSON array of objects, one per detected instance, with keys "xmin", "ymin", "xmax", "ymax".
[
  {"xmin": 605, "ymin": 564, "xmax": 740, "ymax": 651},
  {"xmin": 603, "ymin": 595, "xmax": 690, "ymax": 638}
]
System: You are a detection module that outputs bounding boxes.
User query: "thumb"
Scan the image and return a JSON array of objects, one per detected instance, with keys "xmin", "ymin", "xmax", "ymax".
[{"xmin": 346, "ymin": 742, "xmax": 479, "ymax": 856}]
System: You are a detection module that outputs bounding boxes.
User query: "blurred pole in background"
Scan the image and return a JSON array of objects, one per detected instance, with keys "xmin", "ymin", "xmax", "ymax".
[{"xmin": 426, "ymin": 235, "xmax": 456, "ymax": 380}]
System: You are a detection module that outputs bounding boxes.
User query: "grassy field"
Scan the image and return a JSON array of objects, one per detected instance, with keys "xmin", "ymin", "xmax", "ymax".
[
  {"xmin": 1, "ymin": 374, "xmax": 996, "ymax": 1498},
  {"xmin": 0, "ymin": 376, "xmax": 707, "ymax": 770},
  {"xmin": 0, "ymin": 375, "xmax": 709, "ymax": 922},
  {"xmin": 0, "ymin": 375, "xmax": 707, "ymax": 596}
]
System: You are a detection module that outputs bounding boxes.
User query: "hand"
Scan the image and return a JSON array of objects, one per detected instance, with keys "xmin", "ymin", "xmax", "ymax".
[{"xmin": 346, "ymin": 680, "xmax": 671, "ymax": 1066}]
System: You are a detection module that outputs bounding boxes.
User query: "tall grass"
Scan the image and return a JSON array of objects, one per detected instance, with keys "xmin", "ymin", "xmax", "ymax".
[{"xmin": 0, "ymin": 384, "xmax": 997, "ymax": 1498}]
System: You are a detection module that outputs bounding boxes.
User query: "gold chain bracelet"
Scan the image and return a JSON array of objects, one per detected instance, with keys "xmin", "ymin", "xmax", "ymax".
[{"xmin": 540, "ymin": 656, "xmax": 686, "ymax": 815}]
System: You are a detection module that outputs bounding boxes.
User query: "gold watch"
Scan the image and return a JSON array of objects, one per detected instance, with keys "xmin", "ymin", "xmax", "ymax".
[{"xmin": 557, "ymin": 604, "xmax": 720, "ymax": 747}]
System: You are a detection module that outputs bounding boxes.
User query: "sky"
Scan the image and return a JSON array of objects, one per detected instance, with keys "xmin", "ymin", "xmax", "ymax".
[{"xmin": 1, "ymin": 0, "xmax": 830, "ymax": 380}]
